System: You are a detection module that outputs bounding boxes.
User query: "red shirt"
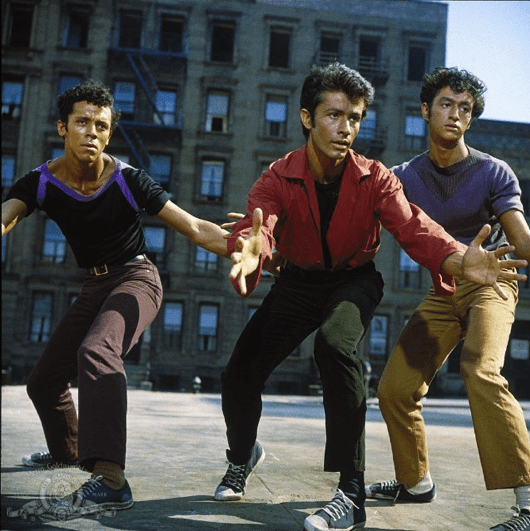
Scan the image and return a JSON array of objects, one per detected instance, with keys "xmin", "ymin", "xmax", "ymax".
[{"xmin": 227, "ymin": 146, "xmax": 465, "ymax": 297}]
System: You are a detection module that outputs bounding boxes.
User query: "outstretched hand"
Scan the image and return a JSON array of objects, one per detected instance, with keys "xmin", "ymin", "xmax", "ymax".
[
  {"xmin": 229, "ymin": 208, "xmax": 263, "ymax": 296},
  {"xmin": 221, "ymin": 212, "xmax": 245, "ymax": 235},
  {"xmin": 462, "ymin": 224, "xmax": 528, "ymax": 300}
]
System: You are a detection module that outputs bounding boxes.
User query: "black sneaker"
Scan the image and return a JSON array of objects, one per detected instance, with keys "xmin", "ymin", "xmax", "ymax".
[
  {"xmin": 44, "ymin": 475, "xmax": 133, "ymax": 520},
  {"xmin": 365, "ymin": 479, "xmax": 436, "ymax": 503},
  {"xmin": 489, "ymin": 506, "xmax": 530, "ymax": 531},
  {"xmin": 214, "ymin": 441, "xmax": 265, "ymax": 501},
  {"xmin": 304, "ymin": 489, "xmax": 366, "ymax": 531},
  {"xmin": 21, "ymin": 452, "xmax": 77, "ymax": 468}
]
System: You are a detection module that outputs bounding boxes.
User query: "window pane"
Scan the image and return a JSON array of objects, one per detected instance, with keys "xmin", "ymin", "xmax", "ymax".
[
  {"xmin": 114, "ymin": 82, "xmax": 135, "ymax": 115},
  {"xmin": 59, "ymin": 76, "xmax": 82, "ymax": 95},
  {"xmin": 405, "ymin": 115, "xmax": 425, "ymax": 137},
  {"xmin": 369, "ymin": 315, "xmax": 388, "ymax": 356},
  {"xmin": 143, "ymin": 227, "xmax": 165, "ymax": 253},
  {"xmin": 199, "ymin": 305, "xmax": 218, "ymax": 335},
  {"xmin": 211, "ymin": 22, "xmax": 234, "ymax": 62},
  {"xmin": 160, "ymin": 16, "xmax": 183, "ymax": 52},
  {"xmin": 2, "ymin": 155, "xmax": 16, "ymax": 188},
  {"xmin": 2, "ymin": 81, "xmax": 23, "ymax": 119},
  {"xmin": 164, "ymin": 302, "xmax": 183, "ymax": 331},
  {"xmin": 201, "ymin": 161, "xmax": 224, "ymax": 198},
  {"xmin": 30, "ymin": 293, "xmax": 53, "ymax": 342},
  {"xmin": 408, "ymin": 46, "xmax": 427, "ymax": 81},
  {"xmin": 42, "ymin": 219, "xmax": 67, "ymax": 263},
  {"xmin": 269, "ymin": 31, "xmax": 290, "ymax": 68},
  {"xmin": 154, "ymin": 90, "xmax": 176, "ymax": 125},
  {"xmin": 357, "ymin": 110, "xmax": 377, "ymax": 140},
  {"xmin": 64, "ymin": 9, "xmax": 89, "ymax": 48},
  {"xmin": 195, "ymin": 247, "xmax": 218, "ymax": 271},
  {"xmin": 119, "ymin": 9, "xmax": 142, "ymax": 48},
  {"xmin": 149, "ymin": 154, "xmax": 171, "ymax": 183},
  {"xmin": 266, "ymin": 100, "xmax": 286, "ymax": 122},
  {"xmin": 9, "ymin": 5, "xmax": 33, "ymax": 48}
]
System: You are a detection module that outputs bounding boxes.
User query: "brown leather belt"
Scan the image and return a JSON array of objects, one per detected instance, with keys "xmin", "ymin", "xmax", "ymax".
[{"xmin": 85, "ymin": 254, "xmax": 147, "ymax": 276}]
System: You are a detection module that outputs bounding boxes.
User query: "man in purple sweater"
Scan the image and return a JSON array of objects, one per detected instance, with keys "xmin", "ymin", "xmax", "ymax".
[{"xmin": 366, "ymin": 67, "xmax": 530, "ymax": 531}]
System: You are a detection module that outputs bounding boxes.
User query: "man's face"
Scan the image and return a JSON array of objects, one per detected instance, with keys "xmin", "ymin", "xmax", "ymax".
[
  {"xmin": 301, "ymin": 90, "xmax": 365, "ymax": 163},
  {"xmin": 57, "ymin": 101, "xmax": 112, "ymax": 164},
  {"xmin": 422, "ymin": 86, "xmax": 474, "ymax": 146}
]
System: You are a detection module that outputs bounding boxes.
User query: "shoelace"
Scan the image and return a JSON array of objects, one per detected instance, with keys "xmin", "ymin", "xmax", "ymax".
[
  {"xmin": 321, "ymin": 490, "xmax": 358, "ymax": 521},
  {"xmin": 71, "ymin": 476, "xmax": 105, "ymax": 503},
  {"xmin": 221, "ymin": 463, "xmax": 246, "ymax": 492},
  {"xmin": 497, "ymin": 506, "xmax": 530, "ymax": 531}
]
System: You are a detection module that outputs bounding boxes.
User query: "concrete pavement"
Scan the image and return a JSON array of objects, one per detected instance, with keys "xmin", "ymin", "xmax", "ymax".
[{"xmin": 2, "ymin": 385, "xmax": 529, "ymax": 531}]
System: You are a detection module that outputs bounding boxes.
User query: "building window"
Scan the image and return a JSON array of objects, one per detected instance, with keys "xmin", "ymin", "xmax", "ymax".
[
  {"xmin": 210, "ymin": 21, "xmax": 235, "ymax": 63},
  {"xmin": 149, "ymin": 154, "xmax": 171, "ymax": 191},
  {"xmin": 319, "ymin": 33, "xmax": 340, "ymax": 65},
  {"xmin": 119, "ymin": 9, "xmax": 142, "ymax": 48},
  {"xmin": 404, "ymin": 114, "xmax": 426, "ymax": 150},
  {"xmin": 163, "ymin": 302, "xmax": 183, "ymax": 349},
  {"xmin": 357, "ymin": 110, "xmax": 377, "ymax": 140},
  {"xmin": 200, "ymin": 160, "xmax": 224, "ymax": 201},
  {"xmin": 205, "ymin": 91, "xmax": 229, "ymax": 133},
  {"xmin": 2, "ymin": 81, "xmax": 24, "ymax": 120},
  {"xmin": 358, "ymin": 36, "xmax": 381, "ymax": 77},
  {"xmin": 399, "ymin": 249, "xmax": 421, "ymax": 289},
  {"xmin": 6, "ymin": 3, "xmax": 34, "ymax": 48},
  {"xmin": 63, "ymin": 6, "xmax": 89, "ymax": 48},
  {"xmin": 59, "ymin": 76, "xmax": 82, "ymax": 95},
  {"xmin": 198, "ymin": 304, "xmax": 218, "ymax": 352},
  {"xmin": 408, "ymin": 44, "xmax": 429, "ymax": 82},
  {"xmin": 159, "ymin": 15, "xmax": 183, "ymax": 53},
  {"xmin": 265, "ymin": 96, "xmax": 287, "ymax": 138},
  {"xmin": 30, "ymin": 293, "xmax": 53, "ymax": 343},
  {"xmin": 143, "ymin": 226, "xmax": 166, "ymax": 268},
  {"xmin": 2, "ymin": 155, "xmax": 16, "ymax": 190},
  {"xmin": 195, "ymin": 247, "xmax": 218, "ymax": 272},
  {"xmin": 369, "ymin": 315, "xmax": 388, "ymax": 357},
  {"xmin": 114, "ymin": 82, "xmax": 135, "ymax": 119},
  {"xmin": 42, "ymin": 219, "xmax": 67, "ymax": 264},
  {"xmin": 269, "ymin": 29, "xmax": 290, "ymax": 68},
  {"xmin": 154, "ymin": 90, "xmax": 177, "ymax": 125}
]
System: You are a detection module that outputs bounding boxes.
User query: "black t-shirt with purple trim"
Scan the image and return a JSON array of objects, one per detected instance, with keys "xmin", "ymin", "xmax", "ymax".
[{"xmin": 5, "ymin": 157, "xmax": 170, "ymax": 268}]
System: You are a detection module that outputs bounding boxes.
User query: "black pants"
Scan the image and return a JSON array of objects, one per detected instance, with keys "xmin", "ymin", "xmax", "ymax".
[{"xmin": 221, "ymin": 262, "xmax": 384, "ymax": 472}]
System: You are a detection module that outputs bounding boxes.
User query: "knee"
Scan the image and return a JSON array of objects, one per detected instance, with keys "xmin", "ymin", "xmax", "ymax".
[{"xmin": 314, "ymin": 327, "xmax": 356, "ymax": 361}]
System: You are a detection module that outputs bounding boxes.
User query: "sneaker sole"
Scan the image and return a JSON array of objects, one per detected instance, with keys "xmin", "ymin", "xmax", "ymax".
[{"xmin": 304, "ymin": 518, "xmax": 365, "ymax": 531}]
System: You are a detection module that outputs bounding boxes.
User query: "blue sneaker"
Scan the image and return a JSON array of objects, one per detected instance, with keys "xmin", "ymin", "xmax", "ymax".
[
  {"xmin": 214, "ymin": 441, "xmax": 265, "ymax": 501},
  {"xmin": 45, "ymin": 475, "xmax": 133, "ymax": 520},
  {"xmin": 365, "ymin": 479, "xmax": 436, "ymax": 503},
  {"xmin": 22, "ymin": 451, "xmax": 77, "ymax": 468},
  {"xmin": 304, "ymin": 489, "xmax": 366, "ymax": 530},
  {"xmin": 489, "ymin": 506, "xmax": 530, "ymax": 531}
]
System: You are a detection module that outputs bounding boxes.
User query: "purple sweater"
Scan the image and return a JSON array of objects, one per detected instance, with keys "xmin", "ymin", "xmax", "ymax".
[{"xmin": 392, "ymin": 147, "xmax": 523, "ymax": 251}]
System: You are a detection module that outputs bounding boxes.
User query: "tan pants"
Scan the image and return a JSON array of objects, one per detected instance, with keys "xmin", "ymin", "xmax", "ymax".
[{"xmin": 377, "ymin": 276, "xmax": 530, "ymax": 490}]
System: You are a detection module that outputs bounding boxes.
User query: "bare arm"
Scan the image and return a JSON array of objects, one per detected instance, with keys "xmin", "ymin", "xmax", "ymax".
[
  {"xmin": 156, "ymin": 200, "xmax": 231, "ymax": 258},
  {"xmin": 441, "ymin": 224, "xmax": 528, "ymax": 300},
  {"xmin": 2, "ymin": 199, "xmax": 28, "ymax": 237},
  {"xmin": 500, "ymin": 209, "xmax": 530, "ymax": 263}
]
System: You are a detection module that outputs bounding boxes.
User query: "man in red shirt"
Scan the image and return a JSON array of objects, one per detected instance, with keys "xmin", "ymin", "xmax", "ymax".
[{"xmin": 217, "ymin": 63, "xmax": 526, "ymax": 531}]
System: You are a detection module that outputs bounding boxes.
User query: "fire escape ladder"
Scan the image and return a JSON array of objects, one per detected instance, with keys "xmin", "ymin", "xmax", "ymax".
[
  {"xmin": 124, "ymin": 50, "xmax": 166, "ymax": 125},
  {"xmin": 118, "ymin": 123, "xmax": 151, "ymax": 172}
]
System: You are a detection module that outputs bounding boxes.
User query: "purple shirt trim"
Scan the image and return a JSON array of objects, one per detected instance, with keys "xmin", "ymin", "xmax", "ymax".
[{"xmin": 36, "ymin": 157, "xmax": 139, "ymax": 212}]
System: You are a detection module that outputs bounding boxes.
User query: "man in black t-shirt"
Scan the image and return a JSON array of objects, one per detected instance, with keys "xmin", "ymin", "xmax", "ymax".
[{"xmin": 2, "ymin": 79, "xmax": 261, "ymax": 520}]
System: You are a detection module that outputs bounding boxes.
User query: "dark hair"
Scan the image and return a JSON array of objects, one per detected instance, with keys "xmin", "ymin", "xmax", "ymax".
[
  {"xmin": 420, "ymin": 67, "xmax": 486, "ymax": 120},
  {"xmin": 57, "ymin": 79, "xmax": 120, "ymax": 131},
  {"xmin": 300, "ymin": 62, "xmax": 374, "ymax": 139}
]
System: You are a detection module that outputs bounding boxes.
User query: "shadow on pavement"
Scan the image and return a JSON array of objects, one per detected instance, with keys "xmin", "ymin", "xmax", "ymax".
[{"xmin": 2, "ymin": 493, "xmax": 415, "ymax": 531}]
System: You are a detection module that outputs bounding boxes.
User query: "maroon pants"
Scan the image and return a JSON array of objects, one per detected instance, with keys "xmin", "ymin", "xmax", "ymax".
[{"xmin": 26, "ymin": 258, "xmax": 163, "ymax": 470}]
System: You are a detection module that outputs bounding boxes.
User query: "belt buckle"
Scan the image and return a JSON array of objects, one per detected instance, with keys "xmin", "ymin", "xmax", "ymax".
[{"xmin": 93, "ymin": 264, "xmax": 109, "ymax": 276}]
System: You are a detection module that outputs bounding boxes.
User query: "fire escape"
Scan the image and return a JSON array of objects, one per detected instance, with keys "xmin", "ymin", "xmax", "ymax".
[{"xmin": 107, "ymin": 45, "xmax": 186, "ymax": 172}]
